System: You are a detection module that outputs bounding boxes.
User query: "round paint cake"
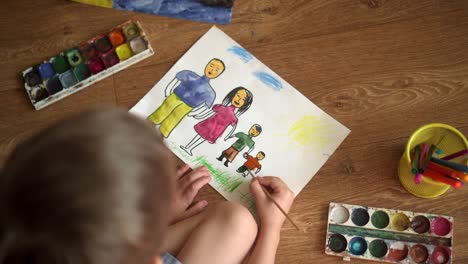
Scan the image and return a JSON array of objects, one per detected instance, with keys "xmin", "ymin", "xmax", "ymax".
[
  {"xmin": 432, "ymin": 217, "xmax": 451, "ymax": 236},
  {"xmin": 388, "ymin": 242, "xmax": 408, "ymax": 261},
  {"xmin": 369, "ymin": 239, "xmax": 388, "ymax": 258},
  {"xmin": 330, "ymin": 205, "xmax": 349, "ymax": 224},
  {"xmin": 371, "ymin": 210, "xmax": 389, "ymax": 229},
  {"xmin": 410, "ymin": 215, "xmax": 430, "ymax": 234},
  {"xmin": 328, "ymin": 233, "xmax": 347, "ymax": 253},
  {"xmin": 410, "ymin": 244, "xmax": 429, "ymax": 263},
  {"xmin": 431, "ymin": 246, "xmax": 450, "ymax": 264},
  {"xmin": 351, "ymin": 208, "xmax": 369, "ymax": 226},
  {"xmin": 391, "ymin": 213, "xmax": 410, "ymax": 231},
  {"xmin": 348, "ymin": 237, "xmax": 367, "ymax": 255}
]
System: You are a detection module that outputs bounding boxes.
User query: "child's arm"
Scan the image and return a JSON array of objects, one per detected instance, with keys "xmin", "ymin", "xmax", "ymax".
[{"xmin": 246, "ymin": 177, "xmax": 295, "ymax": 264}]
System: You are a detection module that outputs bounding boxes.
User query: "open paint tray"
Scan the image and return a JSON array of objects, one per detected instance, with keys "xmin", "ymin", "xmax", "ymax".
[
  {"xmin": 325, "ymin": 202, "xmax": 453, "ymax": 264},
  {"xmin": 21, "ymin": 20, "xmax": 154, "ymax": 110}
]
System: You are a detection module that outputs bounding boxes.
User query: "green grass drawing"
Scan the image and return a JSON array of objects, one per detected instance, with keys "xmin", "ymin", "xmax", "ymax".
[{"xmin": 167, "ymin": 141, "xmax": 244, "ymax": 193}]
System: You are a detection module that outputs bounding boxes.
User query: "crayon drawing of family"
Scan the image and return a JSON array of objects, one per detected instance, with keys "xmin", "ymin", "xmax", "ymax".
[{"xmin": 147, "ymin": 58, "xmax": 266, "ymax": 173}]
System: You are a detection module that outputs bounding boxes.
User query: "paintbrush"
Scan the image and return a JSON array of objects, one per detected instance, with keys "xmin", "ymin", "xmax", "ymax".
[{"xmin": 246, "ymin": 170, "xmax": 301, "ymax": 231}]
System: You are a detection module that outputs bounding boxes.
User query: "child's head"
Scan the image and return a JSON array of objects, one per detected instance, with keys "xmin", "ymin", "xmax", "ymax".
[
  {"xmin": 222, "ymin": 87, "xmax": 253, "ymax": 117},
  {"xmin": 249, "ymin": 124, "xmax": 262, "ymax": 137},
  {"xmin": 0, "ymin": 108, "xmax": 175, "ymax": 264},
  {"xmin": 256, "ymin": 151, "xmax": 265, "ymax": 160}
]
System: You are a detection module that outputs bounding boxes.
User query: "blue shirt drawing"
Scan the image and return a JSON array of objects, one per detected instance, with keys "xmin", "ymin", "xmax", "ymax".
[{"xmin": 173, "ymin": 70, "xmax": 216, "ymax": 108}]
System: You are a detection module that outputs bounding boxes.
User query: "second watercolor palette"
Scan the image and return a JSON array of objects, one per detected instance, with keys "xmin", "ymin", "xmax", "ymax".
[
  {"xmin": 325, "ymin": 202, "xmax": 453, "ymax": 264},
  {"xmin": 21, "ymin": 20, "xmax": 154, "ymax": 110}
]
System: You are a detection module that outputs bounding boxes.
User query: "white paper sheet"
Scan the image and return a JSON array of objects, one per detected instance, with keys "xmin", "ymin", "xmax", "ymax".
[{"xmin": 130, "ymin": 26, "xmax": 350, "ymax": 211}]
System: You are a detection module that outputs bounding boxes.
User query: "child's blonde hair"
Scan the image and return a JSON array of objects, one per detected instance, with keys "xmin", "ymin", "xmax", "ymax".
[{"xmin": 0, "ymin": 107, "xmax": 175, "ymax": 264}]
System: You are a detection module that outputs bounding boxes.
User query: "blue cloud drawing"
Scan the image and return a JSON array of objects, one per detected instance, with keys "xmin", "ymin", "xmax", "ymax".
[
  {"xmin": 227, "ymin": 46, "xmax": 253, "ymax": 63},
  {"xmin": 253, "ymin": 71, "xmax": 283, "ymax": 91}
]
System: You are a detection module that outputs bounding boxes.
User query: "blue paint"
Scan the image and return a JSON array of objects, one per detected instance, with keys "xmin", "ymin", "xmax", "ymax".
[
  {"xmin": 227, "ymin": 46, "xmax": 253, "ymax": 63},
  {"xmin": 253, "ymin": 71, "xmax": 283, "ymax": 91},
  {"xmin": 113, "ymin": 0, "xmax": 233, "ymax": 24},
  {"xmin": 349, "ymin": 237, "xmax": 367, "ymax": 255},
  {"xmin": 38, "ymin": 63, "xmax": 55, "ymax": 80}
]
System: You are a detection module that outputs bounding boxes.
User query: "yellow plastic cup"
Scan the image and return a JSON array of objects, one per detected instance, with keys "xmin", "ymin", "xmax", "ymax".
[{"xmin": 398, "ymin": 123, "xmax": 468, "ymax": 198}]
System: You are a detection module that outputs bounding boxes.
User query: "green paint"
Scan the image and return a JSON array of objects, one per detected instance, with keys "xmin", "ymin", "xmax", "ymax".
[
  {"xmin": 328, "ymin": 224, "xmax": 451, "ymax": 247},
  {"xmin": 52, "ymin": 56, "xmax": 70, "ymax": 74},
  {"xmin": 73, "ymin": 63, "xmax": 90, "ymax": 81},
  {"xmin": 371, "ymin": 210, "xmax": 390, "ymax": 229},
  {"xmin": 369, "ymin": 239, "xmax": 388, "ymax": 258}
]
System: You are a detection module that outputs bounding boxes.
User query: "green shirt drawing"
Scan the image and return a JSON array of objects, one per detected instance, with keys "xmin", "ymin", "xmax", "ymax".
[{"xmin": 231, "ymin": 132, "xmax": 255, "ymax": 151}]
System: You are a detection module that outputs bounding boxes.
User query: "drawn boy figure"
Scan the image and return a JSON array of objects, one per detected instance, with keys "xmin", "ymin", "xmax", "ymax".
[
  {"xmin": 217, "ymin": 124, "xmax": 262, "ymax": 167},
  {"xmin": 237, "ymin": 151, "xmax": 265, "ymax": 177},
  {"xmin": 147, "ymin": 58, "xmax": 226, "ymax": 137}
]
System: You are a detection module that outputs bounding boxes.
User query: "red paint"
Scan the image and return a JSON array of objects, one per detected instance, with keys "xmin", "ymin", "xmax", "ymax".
[
  {"xmin": 194, "ymin": 104, "xmax": 238, "ymax": 143},
  {"xmin": 431, "ymin": 246, "xmax": 450, "ymax": 264},
  {"xmin": 88, "ymin": 59, "xmax": 105, "ymax": 74},
  {"xmin": 432, "ymin": 217, "xmax": 452, "ymax": 236},
  {"xmin": 388, "ymin": 242, "xmax": 408, "ymax": 261},
  {"xmin": 101, "ymin": 50, "xmax": 120, "ymax": 68}
]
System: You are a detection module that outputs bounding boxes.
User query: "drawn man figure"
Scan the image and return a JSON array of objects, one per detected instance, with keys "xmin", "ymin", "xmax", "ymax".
[
  {"xmin": 237, "ymin": 151, "xmax": 265, "ymax": 177},
  {"xmin": 147, "ymin": 58, "xmax": 226, "ymax": 137},
  {"xmin": 217, "ymin": 124, "xmax": 262, "ymax": 167}
]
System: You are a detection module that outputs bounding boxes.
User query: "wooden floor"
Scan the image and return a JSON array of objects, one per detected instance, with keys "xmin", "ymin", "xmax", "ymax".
[{"xmin": 1, "ymin": 0, "xmax": 468, "ymax": 263}]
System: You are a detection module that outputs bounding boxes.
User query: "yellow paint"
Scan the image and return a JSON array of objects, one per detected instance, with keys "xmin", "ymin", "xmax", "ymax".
[
  {"xmin": 116, "ymin": 44, "xmax": 134, "ymax": 61},
  {"xmin": 71, "ymin": 0, "xmax": 113, "ymax": 8},
  {"xmin": 390, "ymin": 213, "xmax": 410, "ymax": 231},
  {"xmin": 288, "ymin": 115, "xmax": 336, "ymax": 149}
]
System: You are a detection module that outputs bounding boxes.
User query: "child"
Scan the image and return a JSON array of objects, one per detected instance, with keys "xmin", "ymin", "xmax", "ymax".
[
  {"xmin": 237, "ymin": 151, "xmax": 265, "ymax": 177},
  {"xmin": 180, "ymin": 87, "xmax": 254, "ymax": 156},
  {"xmin": 0, "ymin": 107, "xmax": 294, "ymax": 264},
  {"xmin": 217, "ymin": 124, "xmax": 262, "ymax": 167}
]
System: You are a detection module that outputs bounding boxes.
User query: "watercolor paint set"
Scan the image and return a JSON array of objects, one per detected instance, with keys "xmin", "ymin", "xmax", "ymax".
[
  {"xmin": 325, "ymin": 203, "xmax": 453, "ymax": 264},
  {"xmin": 21, "ymin": 20, "xmax": 154, "ymax": 110}
]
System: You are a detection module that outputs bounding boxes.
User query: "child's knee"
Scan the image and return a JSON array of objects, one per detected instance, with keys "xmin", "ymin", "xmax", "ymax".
[{"xmin": 210, "ymin": 202, "xmax": 258, "ymax": 238}]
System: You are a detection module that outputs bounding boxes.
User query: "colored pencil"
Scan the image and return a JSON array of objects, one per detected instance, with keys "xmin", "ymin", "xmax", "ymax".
[
  {"xmin": 424, "ymin": 169, "xmax": 463, "ymax": 189},
  {"xmin": 420, "ymin": 144, "xmax": 437, "ymax": 172},
  {"xmin": 442, "ymin": 149, "xmax": 468, "ymax": 161},
  {"xmin": 246, "ymin": 170, "xmax": 301, "ymax": 231},
  {"xmin": 428, "ymin": 162, "xmax": 468, "ymax": 182},
  {"xmin": 411, "ymin": 145, "xmax": 421, "ymax": 175},
  {"xmin": 431, "ymin": 157, "xmax": 468, "ymax": 173}
]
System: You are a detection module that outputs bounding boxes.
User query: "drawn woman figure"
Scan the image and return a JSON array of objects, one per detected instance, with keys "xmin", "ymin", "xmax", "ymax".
[{"xmin": 180, "ymin": 87, "xmax": 253, "ymax": 156}]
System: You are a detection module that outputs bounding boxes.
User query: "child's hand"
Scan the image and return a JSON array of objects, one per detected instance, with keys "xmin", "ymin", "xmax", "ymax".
[
  {"xmin": 171, "ymin": 164, "xmax": 211, "ymax": 224},
  {"xmin": 250, "ymin": 176, "xmax": 295, "ymax": 232}
]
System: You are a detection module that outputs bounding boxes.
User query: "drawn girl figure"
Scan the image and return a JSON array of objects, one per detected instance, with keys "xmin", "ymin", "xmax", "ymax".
[{"xmin": 180, "ymin": 87, "xmax": 253, "ymax": 156}]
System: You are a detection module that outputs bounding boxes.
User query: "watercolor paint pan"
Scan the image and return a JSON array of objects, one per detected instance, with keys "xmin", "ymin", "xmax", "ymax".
[
  {"xmin": 21, "ymin": 20, "xmax": 154, "ymax": 110},
  {"xmin": 325, "ymin": 202, "xmax": 453, "ymax": 264}
]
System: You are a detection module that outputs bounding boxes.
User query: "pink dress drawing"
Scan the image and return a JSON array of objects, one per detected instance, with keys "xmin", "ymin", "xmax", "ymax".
[{"xmin": 194, "ymin": 104, "xmax": 238, "ymax": 144}]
